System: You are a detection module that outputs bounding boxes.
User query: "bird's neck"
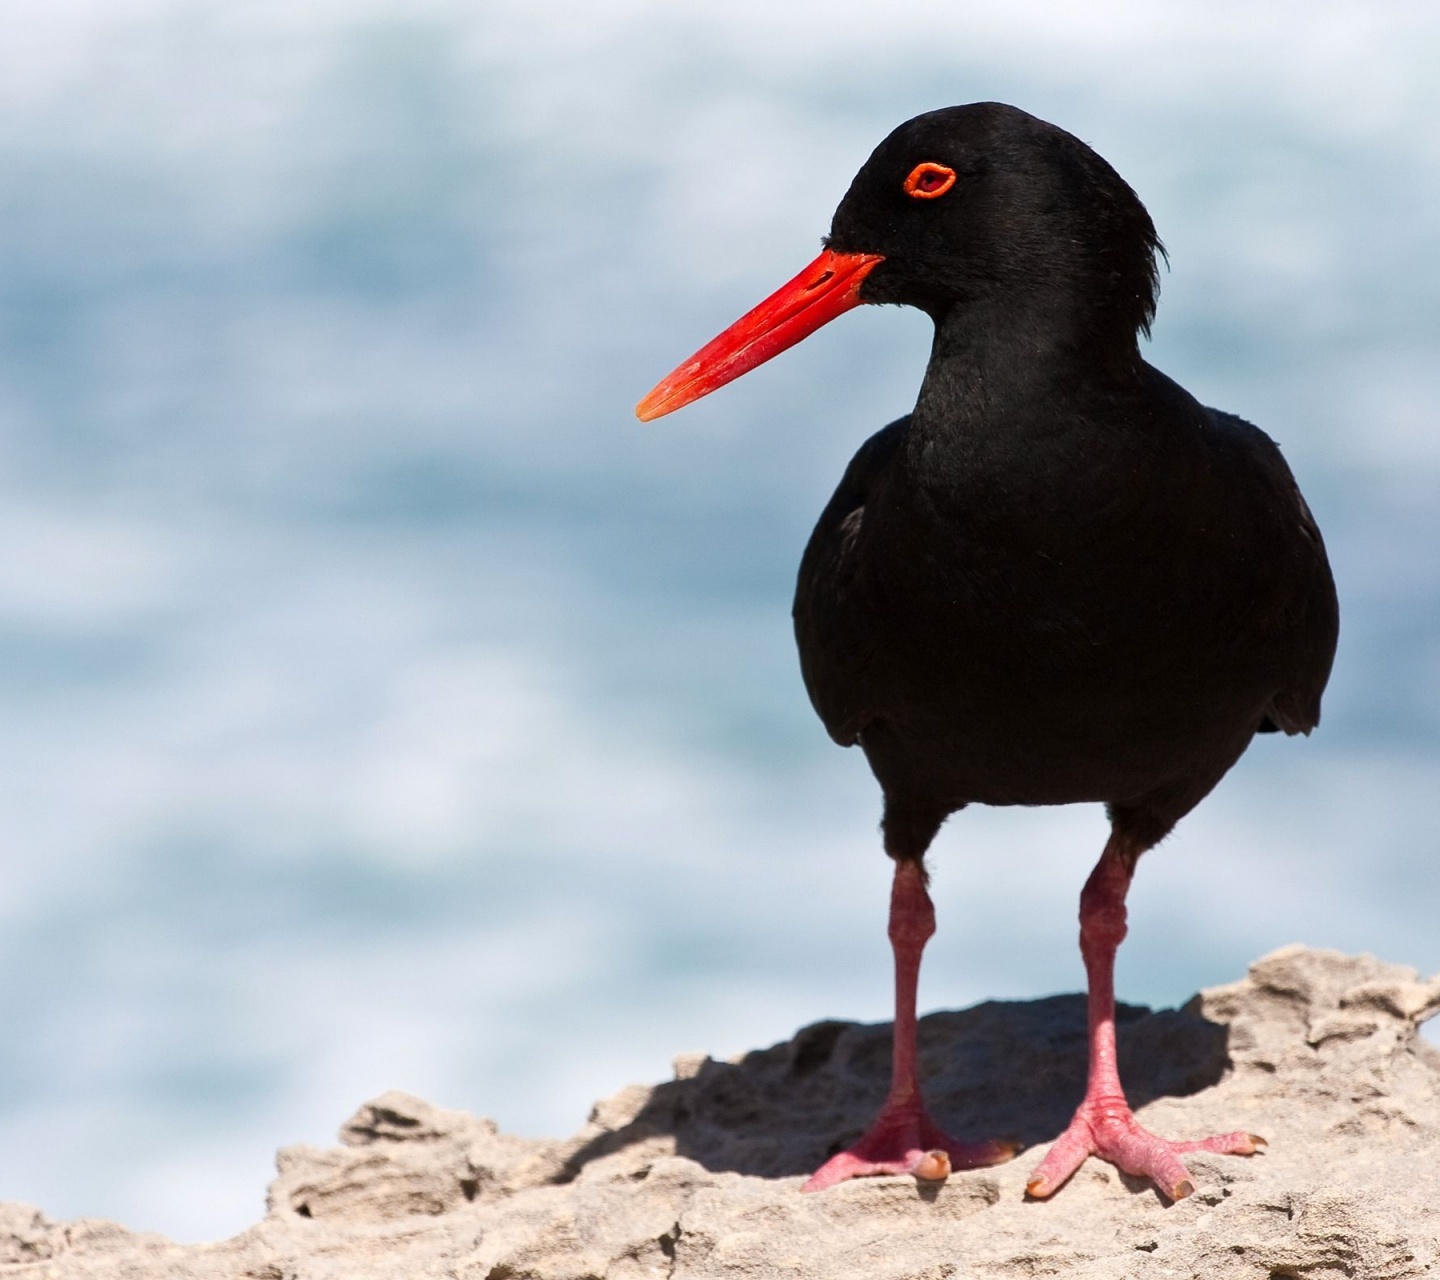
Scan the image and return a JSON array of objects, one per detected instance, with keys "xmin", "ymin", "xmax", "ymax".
[{"xmin": 912, "ymin": 295, "xmax": 1142, "ymax": 440}]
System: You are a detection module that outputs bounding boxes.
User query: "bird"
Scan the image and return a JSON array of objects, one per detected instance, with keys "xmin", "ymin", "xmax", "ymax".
[{"xmin": 635, "ymin": 102, "xmax": 1338, "ymax": 1202}]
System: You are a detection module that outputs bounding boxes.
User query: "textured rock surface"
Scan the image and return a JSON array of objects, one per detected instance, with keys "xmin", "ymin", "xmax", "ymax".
[{"xmin": 5, "ymin": 947, "xmax": 1440, "ymax": 1278}]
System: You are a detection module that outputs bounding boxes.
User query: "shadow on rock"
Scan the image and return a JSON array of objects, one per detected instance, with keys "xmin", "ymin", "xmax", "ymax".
[{"xmin": 557, "ymin": 994, "xmax": 1230, "ymax": 1182}]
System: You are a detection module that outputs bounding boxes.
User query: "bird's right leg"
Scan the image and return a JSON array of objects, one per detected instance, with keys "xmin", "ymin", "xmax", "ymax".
[{"xmin": 803, "ymin": 856, "xmax": 1016, "ymax": 1191}]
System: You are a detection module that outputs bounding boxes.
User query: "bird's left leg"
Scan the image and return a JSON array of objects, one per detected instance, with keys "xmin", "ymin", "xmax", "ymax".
[{"xmin": 1025, "ymin": 832, "xmax": 1263, "ymax": 1202}]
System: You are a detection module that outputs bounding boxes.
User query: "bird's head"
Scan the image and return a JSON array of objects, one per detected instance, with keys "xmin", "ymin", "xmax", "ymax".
[{"xmin": 637, "ymin": 102, "xmax": 1162, "ymax": 422}]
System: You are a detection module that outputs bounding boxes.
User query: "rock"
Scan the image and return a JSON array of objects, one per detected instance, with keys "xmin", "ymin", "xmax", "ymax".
[{"xmin": 4, "ymin": 947, "xmax": 1439, "ymax": 1278}]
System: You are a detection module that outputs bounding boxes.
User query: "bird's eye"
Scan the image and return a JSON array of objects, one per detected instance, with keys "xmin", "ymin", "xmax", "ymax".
[{"xmin": 903, "ymin": 162, "xmax": 957, "ymax": 200}]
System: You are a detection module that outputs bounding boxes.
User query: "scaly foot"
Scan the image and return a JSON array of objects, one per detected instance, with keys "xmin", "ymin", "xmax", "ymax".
[
  {"xmin": 1025, "ymin": 1093, "xmax": 1264, "ymax": 1201},
  {"xmin": 804, "ymin": 1099, "xmax": 1017, "ymax": 1192}
]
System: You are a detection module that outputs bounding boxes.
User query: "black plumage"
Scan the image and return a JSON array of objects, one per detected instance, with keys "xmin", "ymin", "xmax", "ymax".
[{"xmin": 640, "ymin": 101, "xmax": 1338, "ymax": 1200}]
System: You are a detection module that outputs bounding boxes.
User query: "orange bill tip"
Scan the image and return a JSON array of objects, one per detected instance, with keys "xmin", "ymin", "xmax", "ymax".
[{"xmin": 636, "ymin": 248, "xmax": 884, "ymax": 421}]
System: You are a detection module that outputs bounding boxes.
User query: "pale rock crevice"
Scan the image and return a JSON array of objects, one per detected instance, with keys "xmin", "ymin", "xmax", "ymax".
[{"xmin": 5, "ymin": 946, "xmax": 1439, "ymax": 1279}]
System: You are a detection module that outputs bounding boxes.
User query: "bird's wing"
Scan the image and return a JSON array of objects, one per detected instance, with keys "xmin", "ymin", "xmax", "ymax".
[
  {"xmin": 792, "ymin": 416, "xmax": 909, "ymax": 747},
  {"xmin": 1211, "ymin": 410, "xmax": 1339, "ymax": 737}
]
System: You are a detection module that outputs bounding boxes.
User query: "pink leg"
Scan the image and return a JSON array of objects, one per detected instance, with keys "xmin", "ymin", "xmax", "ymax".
[
  {"xmin": 1026, "ymin": 835, "xmax": 1264, "ymax": 1202},
  {"xmin": 804, "ymin": 859, "xmax": 1016, "ymax": 1192}
]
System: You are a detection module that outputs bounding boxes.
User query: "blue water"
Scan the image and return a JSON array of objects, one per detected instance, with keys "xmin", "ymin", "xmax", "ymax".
[{"xmin": 0, "ymin": 2, "xmax": 1436, "ymax": 1242}]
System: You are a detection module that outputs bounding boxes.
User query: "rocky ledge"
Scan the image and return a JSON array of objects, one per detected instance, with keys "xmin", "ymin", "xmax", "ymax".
[{"xmin": 5, "ymin": 946, "xmax": 1440, "ymax": 1279}]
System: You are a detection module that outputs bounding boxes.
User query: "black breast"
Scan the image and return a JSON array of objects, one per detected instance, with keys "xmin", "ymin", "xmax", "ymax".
[{"xmin": 792, "ymin": 364, "xmax": 1337, "ymax": 838}]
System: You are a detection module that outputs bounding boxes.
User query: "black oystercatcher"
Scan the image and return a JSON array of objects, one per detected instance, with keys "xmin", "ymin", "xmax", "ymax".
[{"xmin": 635, "ymin": 103, "xmax": 1338, "ymax": 1202}]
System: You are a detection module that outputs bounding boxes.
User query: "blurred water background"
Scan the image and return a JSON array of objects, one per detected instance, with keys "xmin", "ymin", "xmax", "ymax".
[{"xmin": 0, "ymin": 0, "xmax": 1436, "ymax": 1243}]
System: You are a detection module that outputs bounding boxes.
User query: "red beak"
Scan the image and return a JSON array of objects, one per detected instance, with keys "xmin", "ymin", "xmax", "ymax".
[{"xmin": 635, "ymin": 248, "xmax": 884, "ymax": 421}]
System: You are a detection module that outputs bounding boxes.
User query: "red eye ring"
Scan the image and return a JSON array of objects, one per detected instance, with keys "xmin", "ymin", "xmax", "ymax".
[{"xmin": 903, "ymin": 162, "xmax": 957, "ymax": 200}]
